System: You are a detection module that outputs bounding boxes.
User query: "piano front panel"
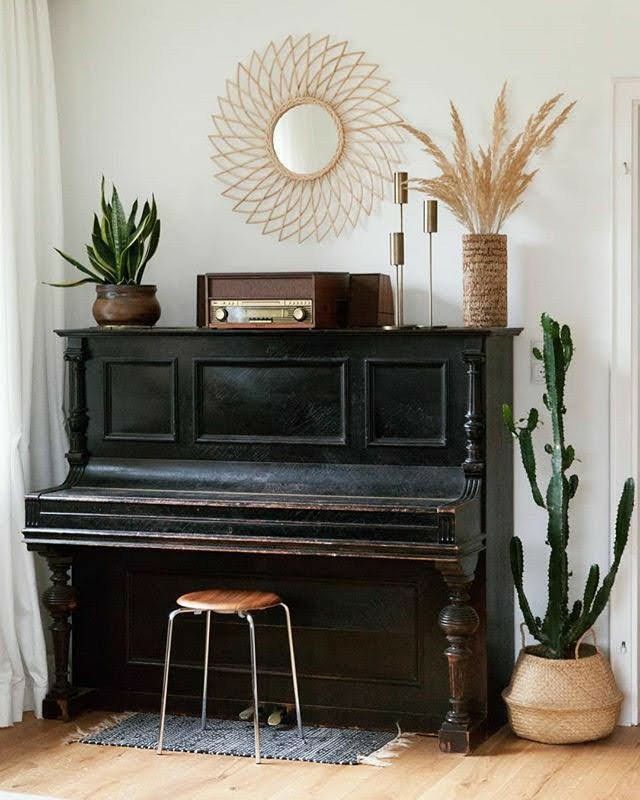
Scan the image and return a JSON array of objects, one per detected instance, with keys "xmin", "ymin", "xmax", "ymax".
[
  {"xmin": 84, "ymin": 331, "xmax": 477, "ymax": 467},
  {"xmin": 366, "ymin": 359, "xmax": 448, "ymax": 447},
  {"xmin": 193, "ymin": 358, "xmax": 347, "ymax": 445},
  {"xmin": 73, "ymin": 548, "xmax": 454, "ymax": 731},
  {"xmin": 103, "ymin": 358, "xmax": 178, "ymax": 442}
]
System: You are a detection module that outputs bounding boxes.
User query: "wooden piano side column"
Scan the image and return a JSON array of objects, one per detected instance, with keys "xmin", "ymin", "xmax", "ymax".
[
  {"xmin": 37, "ymin": 336, "xmax": 89, "ymax": 719},
  {"xmin": 435, "ymin": 557, "xmax": 481, "ymax": 753},
  {"xmin": 435, "ymin": 348, "xmax": 486, "ymax": 753},
  {"xmin": 39, "ymin": 549, "xmax": 77, "ymax": 720}
]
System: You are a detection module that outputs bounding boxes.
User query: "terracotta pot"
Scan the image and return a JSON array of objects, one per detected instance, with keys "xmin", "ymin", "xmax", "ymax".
[
  {"xmin": 502, "ymin": 630, "xmax": 623, "ymax": 744},
  {"xmin": 462, "ymin": 234, "xmax": 507, "ymax": 327},
  {"xmin": 92, "ymin": 285, "xmax": 161, "ymax": 327}
]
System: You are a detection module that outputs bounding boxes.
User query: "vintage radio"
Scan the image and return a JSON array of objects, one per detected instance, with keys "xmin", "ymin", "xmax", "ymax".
[{"xmin": 197, "ymin": 272, "xmax": 349, "ymax": 329}]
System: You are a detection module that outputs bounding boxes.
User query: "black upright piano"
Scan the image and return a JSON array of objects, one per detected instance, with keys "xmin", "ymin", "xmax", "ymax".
[{"xmin": 24, "ymin": 326, "xmax": 519, "ymax": 753}]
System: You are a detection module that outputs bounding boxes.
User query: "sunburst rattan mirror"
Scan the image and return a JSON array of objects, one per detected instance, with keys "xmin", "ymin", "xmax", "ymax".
[{"xmin": 210, "ymin": 34, "xmax": 403, "ymax": 243}]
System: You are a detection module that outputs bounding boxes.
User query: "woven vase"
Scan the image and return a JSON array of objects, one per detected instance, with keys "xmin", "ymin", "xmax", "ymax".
[
  {"xmin": 462, "ymin": 234, "xmax": 507, "ymax": 327},
  {"xmin": 502, "ymin": 629, "xmax": 623, "ymax": 745}
]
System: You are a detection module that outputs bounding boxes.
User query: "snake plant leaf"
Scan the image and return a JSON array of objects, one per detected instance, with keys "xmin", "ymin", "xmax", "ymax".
[
  {"xmin": 109, "ymin": 185, "xmax": 128, "ymax": 268},
  {"xmin": 86, "ymin": 246, "xmax": 117, "ymax": 282},
  {"xmin": 43, "ymin": 277, "xmax": 99, "ymax": 287},
  {"xmin": 100, "ymin": 213, "xmax": 114, "ymax": 251},
  {"xmin": 100, "ymin": 175, "xmax": 110, "ymax": 219},
  {"xmin": 92, "ymin": 213, "xmax": 102, "ymax": 242},
  {"xmin": 127, "ymin": 199, "xmax": 139, "ymax": 234},
  {"xmin": 53, "ymin": 248, "xmax": 105, "ymax": 283},
  {"xmin": 91, "ymin": 232, "xmax": 116, "ymax": 270},
  {"xmin": 122, "ymin": 209, "xmax": 154, "ymax": 258},
  {"xmin": 135, "ymin": 218, "xmax": 160, "ymax": 283}
]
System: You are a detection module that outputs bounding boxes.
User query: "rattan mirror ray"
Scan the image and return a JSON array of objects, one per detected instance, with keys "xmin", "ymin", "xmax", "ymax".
[{"xmin": 210, "ymin": 34, "xmax": 403, "ymax": 243}]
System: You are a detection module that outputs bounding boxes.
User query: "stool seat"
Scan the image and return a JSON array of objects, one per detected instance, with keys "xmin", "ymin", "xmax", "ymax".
[{"xmin": 177, "ymin": 589, "xmax": 281, "ymax": 614}]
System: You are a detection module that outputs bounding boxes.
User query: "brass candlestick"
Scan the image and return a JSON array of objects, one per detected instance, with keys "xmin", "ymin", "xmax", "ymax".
[
  {"xmin": 389, "ymin": 171, "xmax": 408, "ymax": 326},
  {"xmin": 423, "ymin": 199, "xmax": 438, "ymax": 327}
]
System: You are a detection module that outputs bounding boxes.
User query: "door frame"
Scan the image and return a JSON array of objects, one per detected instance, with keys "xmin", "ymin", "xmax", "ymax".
[{"xmin": 610, "ymin": 78, "xmax": 640, "ymax": 725}]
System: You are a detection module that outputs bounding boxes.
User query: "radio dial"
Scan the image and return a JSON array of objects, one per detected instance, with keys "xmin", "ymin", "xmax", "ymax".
[
  {"xmin": 292, "ymin": 306, "xmax": 307, "ymax": 322},
  {"xmin": 215, "ymin": 307, "xmax": 228, "ymax": 322}
]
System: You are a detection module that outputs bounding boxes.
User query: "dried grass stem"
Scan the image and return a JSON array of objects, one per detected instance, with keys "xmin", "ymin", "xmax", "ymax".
[{"xmin": 402, "ymin": 84, "xmax": 575, "ymax": 234}]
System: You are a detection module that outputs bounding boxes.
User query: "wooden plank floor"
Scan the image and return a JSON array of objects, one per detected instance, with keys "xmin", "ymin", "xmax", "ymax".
[{"xmin": 1, "ymin": 713, "xmax": 639, "ymax": 800}]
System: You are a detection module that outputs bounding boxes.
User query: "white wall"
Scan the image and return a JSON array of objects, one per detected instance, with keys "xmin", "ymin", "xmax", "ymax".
[{"xmin": 48, "ymin": 0, "xmax": 640, "ymax": 658}]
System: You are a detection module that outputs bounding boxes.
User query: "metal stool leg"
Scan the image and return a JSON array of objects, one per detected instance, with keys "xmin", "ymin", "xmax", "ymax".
[
  {"xmin": 245, "ymin": 613, "xmax": 261, "ymax": 764},
  {"xmin": 157, "ymin": 608, "xmax": 193, "ymax": 755},
  {"xmin": 280, "ymin": 603, "xmax": 304, "ymax": 741},
  {"xmin": 201, "ymin": 610, "xmax": 212, "ymax": 731}
]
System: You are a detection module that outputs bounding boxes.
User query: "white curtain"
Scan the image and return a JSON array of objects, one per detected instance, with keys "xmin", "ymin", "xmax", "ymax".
[{"xmin": 0, "ymin": 0, "xmax": 67, "ymax": 726}]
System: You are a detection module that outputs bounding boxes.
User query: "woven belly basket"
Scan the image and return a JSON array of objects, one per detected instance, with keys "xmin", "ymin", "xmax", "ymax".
[{"xmin": 502, "ymin": 629, "xmax": 623, "ymax": 744}]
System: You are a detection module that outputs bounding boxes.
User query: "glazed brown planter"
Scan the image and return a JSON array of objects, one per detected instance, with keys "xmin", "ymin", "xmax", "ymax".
[
  {"xmin": 462, "ymin": 234, "xmax": 507, "ymax": 327},
  {"xmin": 92, "ymin": 285, "xmax": 161, "ymax": 327}
]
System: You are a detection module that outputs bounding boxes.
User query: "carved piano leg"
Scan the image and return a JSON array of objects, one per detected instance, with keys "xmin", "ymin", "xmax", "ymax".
[
  {"xmin": 436, "ymin": 559, "xmax": 482, "ymax": 754},
  {"xmin": 40, "ymin": 550, "xmax": 77, "ymax": 720}
]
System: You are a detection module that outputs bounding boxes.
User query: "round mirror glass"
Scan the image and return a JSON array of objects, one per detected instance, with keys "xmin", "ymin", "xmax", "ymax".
[{"xmin": 272, "ymin": 103, "xmax": 340, "ymax": 176}]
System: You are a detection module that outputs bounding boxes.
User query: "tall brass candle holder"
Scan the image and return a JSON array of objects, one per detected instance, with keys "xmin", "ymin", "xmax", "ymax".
[
  {"xmin": 424, "ymin": 199, "xmax": 438, "ymax": 327},
  {"xmin": 389, "ymin": 171, "xmax": 408, "ymax": 326}
]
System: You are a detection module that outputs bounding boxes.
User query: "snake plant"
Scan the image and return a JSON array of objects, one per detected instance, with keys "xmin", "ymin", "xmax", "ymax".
[
  {"xmin": 503, "ymin": 313, "xmax": 635, "ymax": 658},
  {"xmin": 48, "ymin": 178, "xmax": 160, "ymax": 287}
]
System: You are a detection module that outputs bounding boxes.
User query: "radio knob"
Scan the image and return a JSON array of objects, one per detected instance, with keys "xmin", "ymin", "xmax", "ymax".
[
  {"xmin": 292, "ymin": 306, "xmax": 307, "ymax": 322},
  {"xmin": 214, "ymin": 307, "xmax": 228, "ymax": 322}
]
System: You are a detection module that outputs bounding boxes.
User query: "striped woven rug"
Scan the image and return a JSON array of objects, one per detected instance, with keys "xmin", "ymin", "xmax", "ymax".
[{"xmin": 75, "ymin": 712, "xmax": 416, "ymax": 766}]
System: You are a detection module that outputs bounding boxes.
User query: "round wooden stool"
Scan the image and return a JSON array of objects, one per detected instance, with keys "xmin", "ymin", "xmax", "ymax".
[{"xmin": 156, "ymin": 588, "xmax": 304, "ymax": 764}]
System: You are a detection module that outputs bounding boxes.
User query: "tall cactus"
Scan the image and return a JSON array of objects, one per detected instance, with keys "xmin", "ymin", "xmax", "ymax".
[{"xmin": 504, "ymin": 313, "xmax": 635, "ymax": 658}]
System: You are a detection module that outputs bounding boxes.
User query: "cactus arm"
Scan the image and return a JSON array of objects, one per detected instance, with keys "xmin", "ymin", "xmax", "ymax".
[
  {"xmin": 583, "ymin": 478, "xmax": 634, "ymax": 623},
  {"xmin": 567, "ymin": 599, "xmax": 582, "ymax": 628},
  {"xmin": 568, "ymin": 474, "xmax": 579, "ymax": 498},
  {"xmin": 563, "ymin": 445, "xmax": 575, "ymax": 470},
  {"xmin": 582, "ymin": 563, "xmax": 600, "ymax": 614},
  {"xmin": 560, "ymin": 324, "xmax": 573, "ymax": 367},
  {"xmin": 517, "ymin": 429, "xmax": 546, "ymax": 508},
  {"xmin": 503, "ymin": 404, "xmax": 546, "ymax": 508},
  {"xmin": 568, "ymin": 478, "xmax": 635, "ymax": 643},
  {"xmin": 510, "ymin": 536, "xmax": 543, "ymax": 642}
]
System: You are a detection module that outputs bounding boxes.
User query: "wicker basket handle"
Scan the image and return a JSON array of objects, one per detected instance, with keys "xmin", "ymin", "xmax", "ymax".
[
  {"xmin": 520, "ymin": 624, "xmax": 600, "ymax": 658},
  {"xmin": 519, "ymin": 621, "xmax": 528, "ymax": 650},
  {"xmin": 575, "ymin": 628, "xmax": 599, "ymax": 659}
]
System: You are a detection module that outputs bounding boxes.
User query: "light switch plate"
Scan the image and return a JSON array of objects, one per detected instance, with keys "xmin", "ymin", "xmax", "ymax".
[{"xmin": 530, "ymin": 340, "xmax": 545, "ymax": 384}]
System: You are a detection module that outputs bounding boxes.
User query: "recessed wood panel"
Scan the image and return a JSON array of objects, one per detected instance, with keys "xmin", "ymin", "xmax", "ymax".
[
  {"xmin": 127, "ymin": 570, "xmax": 419, "ymax": 685},
  {"xmin": 366, "ymin": 360, "xmax": 447, "ymax": 447},
  {"xmin": 104, "ymin": 359, "xmax": 177, "ymax": 442},
  {"xmin": 194, "ymin": 358, "xmax": 347, "ymax": 444}
]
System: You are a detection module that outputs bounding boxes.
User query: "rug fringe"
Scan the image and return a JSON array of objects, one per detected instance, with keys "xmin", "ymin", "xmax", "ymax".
[
  {"xmin": 63, "ymin": 711, "xmax": 137, "ymax": 745},
  {"xmin": 357, "ymin": 724, "xmax": 417, "ymax": 767}
]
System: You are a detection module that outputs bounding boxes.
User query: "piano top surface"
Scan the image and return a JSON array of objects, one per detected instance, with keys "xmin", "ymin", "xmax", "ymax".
[{"xmin": 56, "ymin": 326, "xmax": 523, "ymax": 337}]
